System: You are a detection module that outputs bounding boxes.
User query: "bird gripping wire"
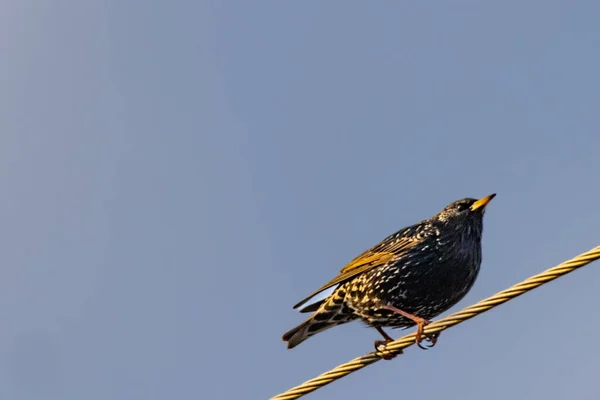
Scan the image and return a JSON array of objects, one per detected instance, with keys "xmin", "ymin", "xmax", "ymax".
[{"xmin": 271, "ymin": 245, "xmax": 600, "ymax": 400}]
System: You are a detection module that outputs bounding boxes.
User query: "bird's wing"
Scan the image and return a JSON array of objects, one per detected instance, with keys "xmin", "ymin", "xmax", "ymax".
[{"xmin": 292, "ymin": 235, "xmax": 419, "ymax": 310}]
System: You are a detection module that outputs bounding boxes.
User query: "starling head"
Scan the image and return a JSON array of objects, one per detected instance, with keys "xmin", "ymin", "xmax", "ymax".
[
  {"xmin": 430, "ymin": 193, "xmax": 495, "ymax": 265},
  {"xmin": 435, "ymin": 193, "xmax": 496, "ymax": 231}
]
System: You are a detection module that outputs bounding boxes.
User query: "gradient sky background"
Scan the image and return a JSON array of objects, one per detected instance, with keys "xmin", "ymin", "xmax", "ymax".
[{"xmin": 1, "ymin": 2, "xmax": 600, "ymax": 400}]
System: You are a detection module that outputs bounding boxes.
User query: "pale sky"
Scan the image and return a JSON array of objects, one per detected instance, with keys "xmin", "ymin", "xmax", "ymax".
[{"xmin": 1, "ymin": 2, "xmax": 600, "ymax": 400}]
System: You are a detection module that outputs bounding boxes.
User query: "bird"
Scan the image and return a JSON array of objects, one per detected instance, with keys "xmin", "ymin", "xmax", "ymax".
[{"xmin": 282, "ymin": 193, "xmax": 495, "ymax": 357}]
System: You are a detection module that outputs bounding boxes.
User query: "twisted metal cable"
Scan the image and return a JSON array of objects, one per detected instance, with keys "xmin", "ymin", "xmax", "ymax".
[{"xmin": 271, "ymin": 245, "xmax": 600, "ymax": 400}]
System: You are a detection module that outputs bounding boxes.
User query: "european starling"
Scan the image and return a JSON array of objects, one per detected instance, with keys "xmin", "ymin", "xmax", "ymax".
[{"xmin": 282, "ymin": 194, "xmax": 495, "ymax": 355}]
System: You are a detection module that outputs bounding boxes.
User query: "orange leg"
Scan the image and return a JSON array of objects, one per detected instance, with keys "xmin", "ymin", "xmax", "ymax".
[
  {"xmin": 381, "ymin": 305, "xmax": 440, "ymax": 350},
  {"xmin": 374, "ymin": 326, "xmax": 400, "ymax": 360}
]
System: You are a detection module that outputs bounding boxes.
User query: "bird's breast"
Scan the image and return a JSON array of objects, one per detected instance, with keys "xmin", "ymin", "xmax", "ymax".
[{"xmin": 353, "ymin": 240, "xmax": 482, "ymax": 320}]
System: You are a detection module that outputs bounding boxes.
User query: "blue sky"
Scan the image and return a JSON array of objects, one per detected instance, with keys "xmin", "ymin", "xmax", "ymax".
[{"xmin": 1, "ymin": 2, "xmax": 600, "ymax": 399}]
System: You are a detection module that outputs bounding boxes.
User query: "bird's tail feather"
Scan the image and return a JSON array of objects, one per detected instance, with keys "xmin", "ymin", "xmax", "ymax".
[
  {"xmin": 282, "ymin": 289, "xmax": 353, "ymax": 349},
  {"xmin": 282, "ymin": 317, "xmax": 337, "ymax": 349}
]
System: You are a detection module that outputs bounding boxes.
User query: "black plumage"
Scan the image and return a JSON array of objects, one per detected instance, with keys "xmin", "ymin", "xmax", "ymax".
[{"xmin": 282, "ymin": 194, "xmax": 496, "ymax": 354}]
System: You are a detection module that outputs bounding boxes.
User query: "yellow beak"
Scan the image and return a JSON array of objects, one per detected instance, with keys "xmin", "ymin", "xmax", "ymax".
[{"xmin": 470, "ymin": 193, "xmax": 496, "ymax": 211}]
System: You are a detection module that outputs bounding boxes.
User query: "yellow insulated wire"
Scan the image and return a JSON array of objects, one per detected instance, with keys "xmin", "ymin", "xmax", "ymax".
[{"xmin": 271, "ymin": 245, "xmax": 600, "ymax": 400}]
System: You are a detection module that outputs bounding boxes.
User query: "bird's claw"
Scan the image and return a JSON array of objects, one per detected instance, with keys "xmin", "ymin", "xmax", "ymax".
[
  {"xmin": 417, "ymin": 341, "xmax": 430, "ymax": 350},
  {"xmin": 414, "ymin": 321, "xmax": 439, "ymax": 350},
  {"xmin": 426, "ymin": 332, "xmax": 439, "ymax": 346},
  {"xmin": 416, "ymin": 333, "xmax": 438, "ymax": 349},
  {"xmin": 374, "ymin": 339, "xmax": 400, "ymax": 360}
]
